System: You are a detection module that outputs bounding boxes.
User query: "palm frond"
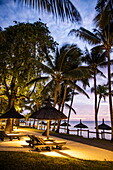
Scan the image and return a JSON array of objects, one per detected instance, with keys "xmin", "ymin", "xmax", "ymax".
[
  {"xmin": 38, "ymin": 62, "xmax": 54, "ymax": 75},
  {"xmin": 26, "ymin": 76, "xmax": 49, "ymax": 86},
  {"xmin": 96, "ymin": 68, "xmax": 106, "ymax": 78},
  {"xmin": 66, "ymin": 66, "xmax": 91, "ymax": 80},
  {"xmin": 41, "ymin": 79, "xmax": 55, "ymax": 94},
  {"xmin": 46, "ymin": 55, "xmax": 55, "ymax": 69},
  {"xmin": 14, "ymin": 0, "xmax": 82, "ymax": 23},
  {"xmin": 69, "ymin": 27, "xmax": 101, "ymax": 45},
  {"xmin": 94, "ymin": 0, "xmax": 113, "ymax": 28},
  {"xmin": 65, "ymin": 103, "xmax": 76, "ymax": 114},
  {"xmin": 68, "ymin": 80, "xmax": 89, "ymax": 98}
]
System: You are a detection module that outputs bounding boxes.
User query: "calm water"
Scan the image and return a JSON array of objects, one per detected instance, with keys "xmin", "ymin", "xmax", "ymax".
[
  {"xmin": 60, "ymin": 120, "xmax": 111, "ymax": 140},
  {"xmin": 23, "ymin": 120, "xmax": 111, "ymax": 140}
]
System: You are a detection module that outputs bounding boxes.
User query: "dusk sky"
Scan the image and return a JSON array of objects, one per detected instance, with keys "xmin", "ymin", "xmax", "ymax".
[{"xmin": 0, "ymin": 0, "xmax": 112, "ymax": 121}]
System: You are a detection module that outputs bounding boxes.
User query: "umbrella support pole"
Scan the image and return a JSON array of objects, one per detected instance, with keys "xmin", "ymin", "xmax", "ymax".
[{"xmin": 47, "ymin": 120, "xmax": 50, "ymax": 140}]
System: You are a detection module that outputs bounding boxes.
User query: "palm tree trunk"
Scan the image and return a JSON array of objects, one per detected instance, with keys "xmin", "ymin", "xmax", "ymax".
[
  {"xmin": 56, "ymin": 84, "xmax": 67, "ymax": 133},
  {"xmin": 107, "ymin": 50, "xmax": 113, "ymax": 141},
  {"xmin": 61, "ymin": 85, "xmax": 67, "ymax": 112},
  {"xmin": 97, "ymin": 96, "xmax": 102, "ymax": 114},
  {"xmin": 94, "ymin": 71, "xmax": 99, "ymax": 139},
  {"xmin": 67, "ymin": 90, "xmax": 74, "ymax": 134}
]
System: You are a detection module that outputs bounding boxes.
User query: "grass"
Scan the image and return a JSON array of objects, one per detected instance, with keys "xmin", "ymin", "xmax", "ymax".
[{"xmin": 0, "ymin": 151, "xmax": 113, "ymax": 170}]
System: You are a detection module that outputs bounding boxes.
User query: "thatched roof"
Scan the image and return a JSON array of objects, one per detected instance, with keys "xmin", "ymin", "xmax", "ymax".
[
  {"xmin": 60, "ymin": 122, "xmax": 71, "ymax": 126},
  {"xmin": 34, "ymin": 101, "xmax": 67, "ymax": 120},
  {"xmin": 0, "ymin": 107, "xmax": 25, "ymax": 119},
  {"xmin": 74, "ymin": 119, "xmax": 88, "ymax": 129},
  {"xmin": 29, "ymin": 111, "xmax": 39, "ymax": 119},
  {"xmin": 98, "ymin": 119, "xmax": 111, "ymax": 130}
]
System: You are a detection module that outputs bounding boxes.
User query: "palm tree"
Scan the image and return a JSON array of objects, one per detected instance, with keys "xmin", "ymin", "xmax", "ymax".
[
  {"xmin": 69, "ymin": 24, "xmax": 113, "ymax": 140},
  {"xmin": 28, "ymin": 44, "xmax": 90, "ymax": 107},
  {"xmin": 94, "ymin": 0, "xmax": 113, "ymax": 28},
  {"xmin": 92, "ymin": 84, "xmax": 109, "ymax": 115},
  {"xmin": 27, "ymin": 44, "xmax": 90, "ymax": 133},
  {"xmin": 82, "ymin": 47, "xmax": 106, "ymax": 138},
  {"xmin": 65, "ymin": 90, "xmax": 78, "ymax": 134},
  {"xmin": 14, "ymin": 0, "xmax": 81, "ymax": 23}
]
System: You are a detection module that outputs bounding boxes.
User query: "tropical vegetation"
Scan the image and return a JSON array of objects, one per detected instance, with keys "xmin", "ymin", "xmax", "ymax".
[
  {"xmin": 0, "ymin": 0, "xmax": 113, "ymax": 142},
  {"xmin": 68, "ymin": 0, "xmax": 113, "ymax": 140}
]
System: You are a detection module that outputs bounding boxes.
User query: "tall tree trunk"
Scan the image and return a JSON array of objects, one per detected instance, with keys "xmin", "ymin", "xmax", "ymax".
[
  {"xmin": 94, "ymin": 71, "xmax": 99, "ymax": 139},
  {"xmin": 5, "ymin": 97, "xmax": 15, "ymax": 133},
  {"xmin": 97, "ymin": 96, "xmax": 102, "ymax": 114},
  {"xmin": 61, "ymin": 85, "xmax": 67, "ymax": 112},
  {"xmin": 107, "ymin": 50, "xmax": 113, "ymax": 141},
  {"xmin": 56, "ymin": 85, "xmax": 67, "ymax": 133},
  {"xmin": 67, "ymin": 90, "xmax": 74, "ymax": 134}
]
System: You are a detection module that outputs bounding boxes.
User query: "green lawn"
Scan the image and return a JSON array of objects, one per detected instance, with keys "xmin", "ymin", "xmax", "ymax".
[{"xmin": 0, "ymin": 151, "xmax": 113, "ymax": 170}]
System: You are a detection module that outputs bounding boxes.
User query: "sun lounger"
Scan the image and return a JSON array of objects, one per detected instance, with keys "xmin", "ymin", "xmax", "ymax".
[
  {"xmin": 0, "ymin": 131, "xmax": 23, "ymax": 141},
  {"xmin": 26, "ymin": 135, "xmax": 54, "ymax": 147},
  {"xmin": 26, "ymin": 135, "xmax": 66, "ymax": 151},
  {"xmin": 34, "ymin": 136, "xmax": 66, "ymax": 151},
  {"xmin": 26, "ymin": 135, "xmax": 40, "ymax": 147}
]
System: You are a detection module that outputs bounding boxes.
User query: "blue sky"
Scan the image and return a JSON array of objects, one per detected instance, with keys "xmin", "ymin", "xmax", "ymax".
[{"xmin": 0, "ymin": 0, "xmax": 112, "ymax": 121}]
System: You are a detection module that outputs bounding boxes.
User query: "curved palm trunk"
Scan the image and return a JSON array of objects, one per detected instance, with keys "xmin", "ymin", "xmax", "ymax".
[
  {"xmin": 53, "ymin": 83, "xmax": 60, "ymax": 107},
  {"xmin": 56, "ymin": 85, "xmax": 67, "ymax": 133},
  {"xmin": 94, "ymin": 71, "xmax": 99, "ymax": 139},
  {"xmin": 107, "ymin": 50, "xmax": 113, "ymax": 141},
  {"xmin": 97, "ymin": 96, "xmax": 102, "ymax": 114},
  {"xmin": 67, "ymin": 90, "xmax": 74, "ymax": 134}
]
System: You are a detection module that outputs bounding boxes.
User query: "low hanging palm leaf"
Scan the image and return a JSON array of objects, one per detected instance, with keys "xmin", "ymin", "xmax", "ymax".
[
  {"xmin": 14, "ymin": 0, "xmax": 82, "ymax": 23},
  {"xmin": 65, "ymin": 103, "xmax": 76, "ymax": 114},
  {"xmin": 67, "ymin": 80, "xmax": 89, "ymax": 99},
  {"xmin": 26, "ymin": 77, "xmax": 49, "ymax": 86},
  {"xmin": 69, "ymin": 27, "xmax": 101, "ymax": 45}
]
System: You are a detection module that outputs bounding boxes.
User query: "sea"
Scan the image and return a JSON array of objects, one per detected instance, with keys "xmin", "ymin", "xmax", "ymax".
[
  {"xmin": 21, "ymin": 120, "xmax": 112, "ymax": 140},
  {"xmin": 60, "ymin": 120, "xmax": 111, "ymax": 140}
]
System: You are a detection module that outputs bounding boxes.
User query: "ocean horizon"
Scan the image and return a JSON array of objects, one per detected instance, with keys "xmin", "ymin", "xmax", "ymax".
[
  {"xmin": 24, "ymin": 120, "xmax": 111, "ymax": 140},
  {"xmin": 60, "ymin": 120, "xmax": 111, "ymax": 140}
]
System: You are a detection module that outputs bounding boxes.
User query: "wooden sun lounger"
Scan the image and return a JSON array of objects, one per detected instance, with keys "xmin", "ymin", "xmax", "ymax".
[
  {"xmin": 34, "ymin": 136, "xmax": 66, "ymax": 151},
  {"xmin": 26, "ymin": 135, "xmax": 66, "ymax": 151},
  {"xmin": 26, "ymin": 135, "xmax": 54, "ymax": 147},
  {"xmin": 0, "ymin": 131, "xmax": 23, "ymax": 141},
  {"xmin": 26, "ymin": 135, "xmax": 39, "ymax": 147}
]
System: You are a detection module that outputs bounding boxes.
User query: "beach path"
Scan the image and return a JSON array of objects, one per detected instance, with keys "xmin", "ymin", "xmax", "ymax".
[{"xmin": 0, "ymin": 128, "xmax": 113, "ymax": 161}]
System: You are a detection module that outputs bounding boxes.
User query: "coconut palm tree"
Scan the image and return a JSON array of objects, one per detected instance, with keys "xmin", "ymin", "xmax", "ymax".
[
  {"xmin": 82, "ymin": 47, "xmax": 107, "ymax": 138},
  {"xmin": 94, "ymin": 0, "xmax": 113, "ymax": 28},
  {"xmin": 92, "ymin": 84, "xmax": 109, "ymax": 115},
  {"xmin": 94, "ymin": 0, "xmax": 113, "ymax": 141},
  {"xmin": 14, "ymin": 0, "xmax": 81, "ymax": 23},
  {"xmin": 69, "ymin": 23, "xmax": 113, "ymax": 140},
  {"xmin": 65, "ymin": 77, "xmax": 90, "ymax": 134},
  {"xmin": 27, "ymin": 44, "xmax": 90, "ymax": 134},
  {"xmin": 27, "ymin": 44, "xmax": 90, "ymax": 107}
]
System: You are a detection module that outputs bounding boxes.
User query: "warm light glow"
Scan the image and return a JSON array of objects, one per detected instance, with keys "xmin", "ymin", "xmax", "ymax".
[{"xmin": 40, "ymin": 151, "xmax": 66, "ymax": 157}]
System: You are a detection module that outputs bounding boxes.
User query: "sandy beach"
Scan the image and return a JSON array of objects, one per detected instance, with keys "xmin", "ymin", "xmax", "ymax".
[{"xmin": 0, "ymin": 128, "xmax": 113, "ymax": 161}]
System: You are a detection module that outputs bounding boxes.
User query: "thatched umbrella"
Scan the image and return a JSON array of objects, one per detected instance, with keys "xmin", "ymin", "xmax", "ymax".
[
  {"xmin": 29, "ymin": 111, "xmax": 38, "ymax": 119},
  {"xmin": 60, "ymin": 122, "xmax": 71, "ymax": 127},
  {"xmin": 29, "ymin": 111, "xmax": 39, "ymax": 128},
  {"xmin": 98, "ymin": 119, "xmax": 111, "ymax": 139},
  {"xmin": 0, "ymin": 107, "xmax": 25, "ymax": 132},
  {"xmin": 60, "ymin": 121, "xmax": 71, "ymax": 133},
  {"xmin": 34, "ymin": 101, "xmax": 67, "ymax": 139},
  {"xmin": 0, "ymin": 107, "xmax": 25, "ymax": 119},
  {"xmin": 98, "ymin": 119, "xmax": 111, "ymax": 131},
  {"xmin": 74, "ymin": 119, "xmax": 88, "ymax": 136}
]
